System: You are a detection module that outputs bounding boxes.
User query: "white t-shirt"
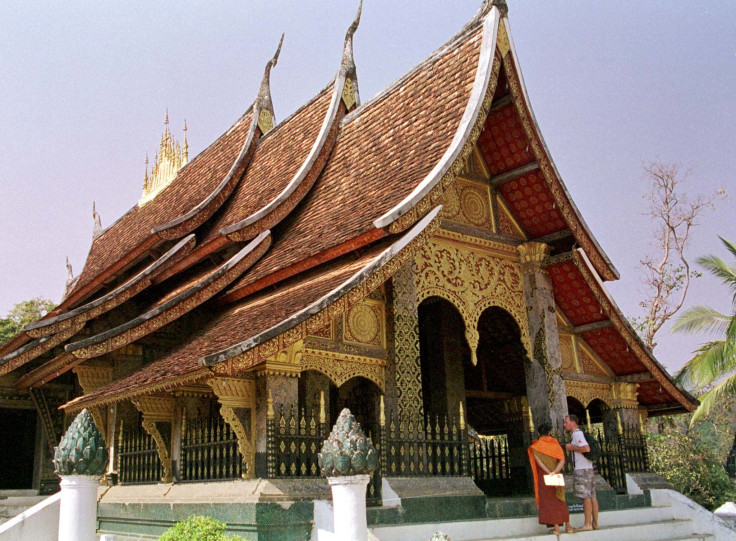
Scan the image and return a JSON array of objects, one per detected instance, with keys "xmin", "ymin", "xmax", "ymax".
[{"xmin": 572, "ymin": 429, "xmax": 594, "ymax": 470}]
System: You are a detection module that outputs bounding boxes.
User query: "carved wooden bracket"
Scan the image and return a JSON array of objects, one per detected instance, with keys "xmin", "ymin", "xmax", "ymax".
[
  {"xmin": 207, "ymin": 377, "xmax": 256, "ymax": 479},
  {"xmin": 74, "ymin": 364, "xmax": 113, "ymax": 441},
  {"xmin": 134, "ymin": 396, "xmax": 175, "ymax": 482}
]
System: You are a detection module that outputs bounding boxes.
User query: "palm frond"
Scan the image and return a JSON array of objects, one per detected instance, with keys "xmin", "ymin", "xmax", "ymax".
[
  {"xmin": 675, "ymin": 340, "xmax": 736, "ymax": 389},
  {"xmin": 690, "ymin": 373, "xmax": 736, "ymax": 425},
  {"xmin": 672, "ymin": 306, "xmax": 731, "ymax": 335},
  {"xmin": 696, "ymin": 254, "xmax": 736, "ymax": 296}
]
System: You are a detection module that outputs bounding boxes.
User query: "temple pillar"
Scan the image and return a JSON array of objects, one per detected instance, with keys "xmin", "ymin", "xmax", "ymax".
[
  {"xmin": 389, "ymin": 261, "xmax": 424, "ymax": 420},
  {"xmin": 134, "ymin": 396, "xmax": 175, "ymax": 482},
  {"xmin": 518, "ymin": 242, "xmax": 568, "ymax": 430},
  {"xmin": 255, "ymin": 374, "xmax": 298, "ymax": 477},
  {"xmin": 208, "ymin": 376, "xmax": 257, "ymax": 478},
  {"xmin": 602, "ymin": 382, "xmax": 640, "ymax": 441},
  {"xmin": 505, "ymin": 396, "xmax": 535, "ymax": 494}
]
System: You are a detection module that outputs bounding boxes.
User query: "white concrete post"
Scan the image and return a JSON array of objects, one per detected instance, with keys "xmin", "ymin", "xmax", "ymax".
[
  {"xmin": 327, "ymin": 474, "xmax": 371, "ymax": 541},
  {"xmin": 58, "ymin": 475, "xmax": 99, "ymax": 541}
]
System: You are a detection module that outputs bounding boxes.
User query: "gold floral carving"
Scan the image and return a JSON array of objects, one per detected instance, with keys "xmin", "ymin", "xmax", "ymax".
[
  {"xmin": 610, "ymin": 382, "xmax": 639, "ymax": 409},
  {"xmin": 496, "ymin": 19, "xmax": 510, "ymax": 58},
  {"xmin": 308, "ymin": 321, "xmax": 333, "ymax": 340},
  {"xmin": 495, "ymin": 195, "xmax": 526, "ymax": 238},
  {"xmin": 342, "ymin": 77, "xmax": 357, "ymax": 110},
  {"xmin": 257, "ymin": 340, "xmax": 303, "ymax": 378},
  {"xmin": 134, "ymin": 396, "xmax": 175, "ymax": 482},
  {"xmin": 559, "ymin": 334, "xmax": 576, "ymax": 372},
  {"xmin": 518, "ymin": 242, "xmax": 550, "ymax": 270},
  {"xmin": 578, "ymin": 344, "xmax": 609, "ymax": 377},
  {"xmin": 73, "ymin": 365, "xmax": 113, "ymax": 439},
  {"xmin": 503, "ymin": 56, "xmax": 615, "ymax": 281},
  {"xmin": 301, "ymin": 348, "xmax": 385, "ymax": 391},
  {"xmin": 440, "ymin": 178, "xmax": 493, "ymax": 231},
  {"xmin": 564, "ymin": 380, "xmax": 611, "ymax": 408},
  {"xmin": 207, "ymin": 377, "xmax": 256, "ymax": 478},
  {"xmin": 344, "ymin": 300, "xmax": 385, "ymax": 348},
  {"xmin": 258, "ymin": 108, "xmax": 274, "ymax": 134},
  {"xmin": 414, "ymin": 234, "xmax": 531, "ymax": 358}
]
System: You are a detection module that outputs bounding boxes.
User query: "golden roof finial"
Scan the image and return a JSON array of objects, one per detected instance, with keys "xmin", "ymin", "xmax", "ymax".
[
  {"xmin": 182, "ymin": 119, "xmax": 189, "ymax": 162},
  {"xmin": 139, "ymin": 111, "xmax": 188, "ymax": 206}
]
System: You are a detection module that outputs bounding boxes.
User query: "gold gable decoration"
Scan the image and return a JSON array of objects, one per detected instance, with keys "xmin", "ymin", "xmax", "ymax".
[{"xmin": 139, "ymin": 111, "xmax": 189, "ymax": 207}]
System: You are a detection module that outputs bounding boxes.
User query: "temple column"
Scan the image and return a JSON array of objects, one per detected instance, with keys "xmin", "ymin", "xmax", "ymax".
[
  {"xmin": 517, "ymin": 242, "xmax": 568, "ymax": 430},
  {"xmin": 255, "ymin": 374, "xmax": 299, "ymax": 477},
  {"xmin": 602, "ymin": 382, "xmax": 640, "ymax": 440},
  {"xmin": 208, "ymin": 376, "xmax": 257, "ymax": 478},
  {"xmin": 134, "ymin": 396, "xmax": 175, "ymax": 482},
  {"xmin": 388, "ymin": 260, "xmax": 424, "ymax": 420}
]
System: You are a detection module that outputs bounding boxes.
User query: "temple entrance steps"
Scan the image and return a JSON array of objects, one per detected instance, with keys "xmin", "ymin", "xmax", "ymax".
[
  {"xmin": 367, "ymin": 492, "xmax": 736, "ymax": 541},
  {"xmin": 0, "ymin": 491, "xmax": 45, "ymax": 526}
]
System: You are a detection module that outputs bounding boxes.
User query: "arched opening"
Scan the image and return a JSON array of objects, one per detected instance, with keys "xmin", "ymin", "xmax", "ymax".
[{"xmin": 418, "ymin": 297, "xmax": 469, "ymax": 421}]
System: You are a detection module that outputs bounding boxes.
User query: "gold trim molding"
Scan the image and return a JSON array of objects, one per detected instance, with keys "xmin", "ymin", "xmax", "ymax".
[
  {"xmin": 301, "ymin": 347, "xmax": 386, "ymax": 390},
  {"xmin": 134, "ymin": 396, "xmax": 175, "ymax": 482},
  {"xmin": 564, "ymin": 380, "xmax": 611, "ymax": 408}
]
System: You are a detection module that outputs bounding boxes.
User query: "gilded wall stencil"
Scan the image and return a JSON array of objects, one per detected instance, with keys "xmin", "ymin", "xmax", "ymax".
[
  {"xmin": 208, "ymin": 377, "xmax": 257, "ymax": 478},
  {"xmin": 578, "ymin": 342, "xmax": 610, "ymax": 377},
  {"xmin": 391, "ymin": 261, "xmax": 424, "ymax": 419},
  {"xmin": 301, "ymin": 348, "xmax": 385, "ymax": 390},
  {"xmin": 307, "ymin": 321, "xmax": 334, "ymax": 340},
  {"xmin": 565, "ymin": 380, "xmax": 611, "ymax": 408},
  {"xmin": 414, "ymin": 232, "xmax": 531, "ymax": 359},
  {"xmin": 534, "ymin": 316, "xmax": 562, "ymax": 408},
  {"xmin": 496, "ymin": 197, "xmax": 525, "ymax": 239},
  {"xmin": 461, "ymin": 146, "xmax": 491, "ymax": 180},
  {"xmin": 344, "ymin": 299, "xmax": 385, "ymax": 348},
  {"xmin": 559, "ymin": 334, "xmax": 576, "ymax": 372},
  {"xmin": 440, "ymin": 178, "xmax": 493, "ymax": 231}
]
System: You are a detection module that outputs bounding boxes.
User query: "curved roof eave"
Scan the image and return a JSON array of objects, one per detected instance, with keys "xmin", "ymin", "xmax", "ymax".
[
  {"xmin": 65, "ymin": 230, "xmax": 271, "ymax": 362},
  {"xmin": 205, "ymin": 205, "xmax": 444, "ymax": 368},
  {"xmin": 502, "ymin": 17, "xmax": 619, "ymax": 282},
  {"xmin": 373, "ymin": 7, "xmax": 501, "ymax": 233},
  {"xmin": 23, "ymin": 235, "xmax": 196, "ymax": 339},
  {"xmin": 62, "ymin": 205, "xmax": 444, "ymax": 413},
  {"xmin": 573, "ymin": 248, "xmax": 698, "ymax": 412},
  {"xmin": 0, "ymin": 323, "xmax": 84, "ymax": 378}
]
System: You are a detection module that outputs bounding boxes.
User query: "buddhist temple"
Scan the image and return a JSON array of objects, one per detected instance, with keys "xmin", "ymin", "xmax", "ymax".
[{"xmin": 0, "ymin": 1, "xmax": 697, "ymax": 537}]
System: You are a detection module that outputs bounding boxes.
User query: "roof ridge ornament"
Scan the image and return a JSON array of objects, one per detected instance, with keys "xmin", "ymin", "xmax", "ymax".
[
  {"xmin": 339, "ymin": 0, "xmax": 362, "ymax": 110},
  {"xmin": 256, "ymin": 34, "xmax": 284, "ymax": 135},
  {"xmin": 475, "ymin": 0, "xmax": 508, "ymax": 20},
  {"xmin": 92, "ymin": 201, "xmax": 102, "ymax": 239},
  {"xmin": 139, "ymin": 111, "xmax": 189, "ymax": 207}
]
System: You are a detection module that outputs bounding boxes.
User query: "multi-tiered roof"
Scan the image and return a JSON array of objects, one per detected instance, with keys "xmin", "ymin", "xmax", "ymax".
[{"xmin": 0, "ymin": 1, "xmax": 696, "ymax": 416}]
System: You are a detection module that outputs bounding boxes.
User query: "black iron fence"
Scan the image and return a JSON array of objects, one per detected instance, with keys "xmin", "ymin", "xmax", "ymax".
[
  {"xmin": 118, "ymin": 425, "xmax": 163, "ymax": 484},
  {"xmin": 180, "ymin": 415, "xmax": 242, "ymax": 482}
]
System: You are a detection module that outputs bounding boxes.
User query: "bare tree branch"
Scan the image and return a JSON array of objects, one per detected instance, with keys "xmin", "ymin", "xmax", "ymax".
[{"xmin": 635, "ymin": 162, "xmax": 725, "ymax": 350}]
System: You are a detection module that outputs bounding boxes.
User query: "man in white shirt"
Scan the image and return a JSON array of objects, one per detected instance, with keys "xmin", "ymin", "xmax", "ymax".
[{"xmin": 564, "ymin": 414, "xmax": 599, "ymax": 532}]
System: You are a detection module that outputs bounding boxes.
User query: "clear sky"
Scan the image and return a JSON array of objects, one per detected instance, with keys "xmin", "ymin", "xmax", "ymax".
[{"xmin": 1, "ymin": 1, "xmax": 734, "ymax": 373}]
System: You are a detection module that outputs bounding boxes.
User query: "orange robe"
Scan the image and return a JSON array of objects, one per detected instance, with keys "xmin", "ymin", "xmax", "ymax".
[{"xmin": 528, "ymin": 436, "xmax": 569, "ymax": 526}]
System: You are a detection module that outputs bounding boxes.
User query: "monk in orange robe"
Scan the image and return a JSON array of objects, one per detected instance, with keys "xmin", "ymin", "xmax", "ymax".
[{"xmin": 528, "ymin": 422, "xmax": 572, "ymax": 535}]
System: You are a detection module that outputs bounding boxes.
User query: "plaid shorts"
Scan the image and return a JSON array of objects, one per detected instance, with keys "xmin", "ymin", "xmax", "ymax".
[{"xmin": 573, "ymin": 467, "xmax": 596, "ymax": 499}]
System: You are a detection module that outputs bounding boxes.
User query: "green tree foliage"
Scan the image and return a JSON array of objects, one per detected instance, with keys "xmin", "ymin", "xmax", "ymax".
[
  {"xmin": 158, "ymin": 515, "xmax": 248, "ymax": 541},
  {"xmin": 0, "ymin": 297, "xmax": 56, "ymax": 346},
  {"xmin": 647, "ymin": 408, "xmax": 736, "ymax": 511},
  {"xmin": 674, "ymin": 238, "xmax": 736, "ymax": 424}
]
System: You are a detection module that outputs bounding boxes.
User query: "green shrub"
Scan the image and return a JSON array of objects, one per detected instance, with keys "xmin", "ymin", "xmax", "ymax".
[
  {"xmin": 648, "ymin": 431, "xmax": 736, "ymax": 510},
  {"xmin": 158, "ymin": 515, "xmax": 249, "ymax": 541}
]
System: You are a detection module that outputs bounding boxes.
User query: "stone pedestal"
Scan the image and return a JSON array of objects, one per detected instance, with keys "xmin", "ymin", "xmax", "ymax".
[
  {"xmin": 58, "ymin": 475, "xmax": 99, "ymax": 541},
  {"xmin": 327, "ymin": 474, "xmax": 371, "ymax": 541}
]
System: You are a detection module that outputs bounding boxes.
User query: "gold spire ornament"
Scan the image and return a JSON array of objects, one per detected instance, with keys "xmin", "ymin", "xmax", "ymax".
[{"xmin": 138, "ymin": 111, "xmax": 189, "ymax": 207}]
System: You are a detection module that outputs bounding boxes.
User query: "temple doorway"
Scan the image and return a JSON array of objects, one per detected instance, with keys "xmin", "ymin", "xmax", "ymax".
[
  {"xmin": 418, "ymin": 298, "xmax": 532, "ymax": 496},
  {"xmin": 0, "ymin": 407, "xmax": 38, "ymax": 489}
]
